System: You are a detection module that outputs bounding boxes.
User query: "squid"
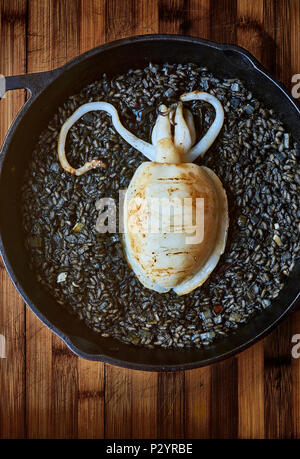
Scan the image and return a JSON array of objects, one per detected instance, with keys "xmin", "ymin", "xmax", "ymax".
[{"xmin": 58, "ymin": 91, "xmax": 229, "ymax": 295}]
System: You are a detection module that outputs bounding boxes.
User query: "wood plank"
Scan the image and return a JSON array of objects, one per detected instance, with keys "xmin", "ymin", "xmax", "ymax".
[
  {"xmin": 130, "ymin": 370, "xmax": 158, "ymax": 439},
  {"xmin": 157, "ymin": 371, "xmax": 185, "ymax": 438},
  {"xmin": 51, "ymin": 343, "xmax": 78, "ymax": 438},
  {"xmin": 76, "ymin": 0, "xmax": 106, "ymax": 439},
  {"xmin": 47, "ymin": 0, "xmax": 81, "ymax": 437},
  {"xmin": 187, "ymin": 0, "xmax": 210, "ymax": 39},
  {"xmin": 262, "ymin": 0, "xmax": 276, "ymax": 74},
  {"xmin": 0, "ymin": 0, "xmax": 27, "ymax": 439},
  {"xmin": 79, "ymin": 0, "xmax": 106, "ymax": 53},
  {"xmin": 290, "ymin": 0, "xmax": 300, "ymax": 439},
  {"xmin": 158, "ymin": 0, "xmax": 210, "ymax": 38},
  {"xmin": 210, "ymin": 358, "xmax": 238, "ymax": 439},
  {"xmin": 176, "ymin": 1, "xmax": 212, "ymax": 440},
  {"xmin": 200, "ymin": 2, "xmax": 239, "ymax": 440},
  {"xmin": 104, "ymin": 0, "xmax": 159, "ymax": 440},
  {"xmin": 210, "ymin": 0, "xmax": 237, "ymax": 43},
  {"xmin": 0, "ymin": 272, "xmax": 25, "ymax": 439},
  {"xmin": 292, "ymin": 310, "xmax": 300, "ymax": 438},
  {"xmin": 105, "ymin": 367, "xmax": 157, "ymax": 439},
  {"xmin": 105, "ymin": 0, "xmax": 135, "ymax": 41},
  {"xmin": 106, "ymin": 0, "xmax": 159, "ymax": 41},
  {"xmin": 156, "ymin": 2, "xmax": 187, "ymax": 440},
  {"xmin": 158, "ymin": 0, "xmax": 188, "ymax": 34},
  {"xmin": 78, "ymin": 359, "xmax": 105, "ymax": 439},
  {"xmin": 136, "ymin": 0, "xmax": 159, "ymax": 36},
  {"xmin": 185, "ymin": 367, "xmax": 211, "ymax": 438},
  {"xmin": 26, "ymin": 0, "xmax": 81, "ymax": 439},
  {"xmin": 237, "ymin": 0, "xmax": 264, "ymax": 61},
  {"xmin": 105, "ymin": 364, "xmax": 133, "ymax": 438},
  {"xmin": 235, "ymin": 0, "xmax": 265, "ymax": 439},
  {"xmin": 264, "ymin": 321, "xmax": 293, "ymax": 438},
  {"xmin": 237, "ymin": 344, "xmax": 264, "ymax": 438},
  {"xmin": 25, "ymin": 319, "xmax": 53, "ymax": 438},
  {"xmin": 25, "ymin": 1, "xmax": 53, "ymax": 438},
  {"xmin": 263, "ymin": 0, "xmax": 293, "ymax": 440},
  {"xmin": 273, "ymin": 0, "xmax": 291, "ymax": 88},
  {"xmin": 290, "ymin": 0, "xmax": 300, "ymax": 79}
]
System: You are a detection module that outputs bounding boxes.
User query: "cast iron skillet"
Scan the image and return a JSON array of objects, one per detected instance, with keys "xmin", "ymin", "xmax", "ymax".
[{"xmin": 0, "ymin": 34, "xmax": 299, "ymax": 371}]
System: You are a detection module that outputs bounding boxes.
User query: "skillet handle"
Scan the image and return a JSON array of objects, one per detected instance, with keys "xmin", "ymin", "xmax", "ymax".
[{"xmin": 1, "ymin": 68, "xmax": 60, "ymax": 99}]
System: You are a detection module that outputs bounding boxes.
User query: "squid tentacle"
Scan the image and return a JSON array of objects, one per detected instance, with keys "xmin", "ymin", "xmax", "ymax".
[
  {"xmin": 174, "ymin": 102, "xmax": 195, "ymax": 155},
  {"xmin": 58, "ymin": 92, "xmax": 224, "ymax": 175},
  {"xmin": 152, "ymin": 104, "xmax": 181, "ymax": 163},
  {"xmin": 180, "ymin": 91, "xmax": 224, "ymax": 162},
  {"xmin": 183, "ymin": 108, "xmax": 196, "ymax": 146},
  {"xmin": 58, "ymin": 101, "xmax": 155, "ymax": 176},
  {"xmin": 151, "ymin": 104, "xmax": 171, "ymax": 146}
]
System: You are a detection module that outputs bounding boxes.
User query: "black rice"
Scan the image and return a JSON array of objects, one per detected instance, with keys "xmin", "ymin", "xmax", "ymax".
[{"xmin": 21, "ymin": 62, "xmax": 300, "ymax": 349}]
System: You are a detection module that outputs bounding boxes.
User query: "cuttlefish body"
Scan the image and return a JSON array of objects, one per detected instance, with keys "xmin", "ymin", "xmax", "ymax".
[{"xmin": 58, "ymin": 91, "xmax": 229, "ymax": 295}]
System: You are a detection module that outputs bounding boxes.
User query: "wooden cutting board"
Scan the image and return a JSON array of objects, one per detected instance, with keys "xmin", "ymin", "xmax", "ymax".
[{"xmin": 0, "ymin": 0, "xmax": 299, "ymax": 439}]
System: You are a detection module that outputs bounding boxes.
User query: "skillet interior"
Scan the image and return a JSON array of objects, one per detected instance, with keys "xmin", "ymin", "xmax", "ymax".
[{"xmin": 0, "ymin": 35, "xmax": 299, "ymax": 370}]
